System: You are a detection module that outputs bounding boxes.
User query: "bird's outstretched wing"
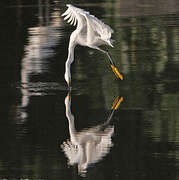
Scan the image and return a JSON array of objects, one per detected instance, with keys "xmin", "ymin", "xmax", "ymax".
[
  {"xmin": 62, "ymin": 4, "xmax": 88, "ymax": 26},
  {"xmin": 61, "ymin": 140, "xmax": 80, "ymax": 165},
  {"xmin": 85, "ymin": 127, "xmax": 114, "ymax": 165},
  {"xmin": 62, "ymin": 4, "xmax": 113, "ymax": 40}
]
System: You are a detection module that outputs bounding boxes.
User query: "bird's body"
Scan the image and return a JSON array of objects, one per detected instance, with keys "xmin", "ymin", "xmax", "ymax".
[
  {"xmin": 62, "ymin": 4, "xmax": 123, "ymax": 87},
  {"xmin": 62, "ymin": 93, "xmax": 116, "ymax": 175},
  {"xmin": 61, "ymin": 94, "xmax": 123, "ymax": 175}
]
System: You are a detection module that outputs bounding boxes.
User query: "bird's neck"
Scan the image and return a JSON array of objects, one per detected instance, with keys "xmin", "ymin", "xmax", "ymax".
[{"xmin": 66, "ymin": 42, "xmax": 75, "ymax": 71}]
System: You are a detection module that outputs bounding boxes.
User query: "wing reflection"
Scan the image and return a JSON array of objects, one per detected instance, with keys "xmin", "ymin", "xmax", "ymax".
[{"xmin": 61, "ymin": 94, "xmax": 123, "ymax": 176}]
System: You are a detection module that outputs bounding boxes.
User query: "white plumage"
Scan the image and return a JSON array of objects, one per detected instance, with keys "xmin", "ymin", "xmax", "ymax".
[
  {"xmin": 61, "ymin": 93, "xmax": 115, "ymax": 175},
  {"xmin": 62, "ymin": 4, "xmax": 113, "ymax": 44},
  {"xmin": 62, "ymin": 4, "xmax": 123, "ymax": 87}
]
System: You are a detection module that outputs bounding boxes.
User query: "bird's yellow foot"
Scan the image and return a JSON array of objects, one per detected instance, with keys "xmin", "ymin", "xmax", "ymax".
[
  {"xmin": 112, "ymin": 96, "xmax": 123, "ymax": 110},
  {"xmin": 111, "ymin": 65, "xmax": 123, "ymax": 80}
]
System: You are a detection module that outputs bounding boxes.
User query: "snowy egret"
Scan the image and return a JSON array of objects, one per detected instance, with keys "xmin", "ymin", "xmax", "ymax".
[
  {"xmin": 61, "ymin": 93, "xmax": 123, "ymax": 175},
  {"xmin": 62, "ymin": 4, "xmax": 123, "ymax": 88}
]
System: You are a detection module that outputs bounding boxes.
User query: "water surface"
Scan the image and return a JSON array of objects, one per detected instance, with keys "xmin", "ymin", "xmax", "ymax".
[{"xmin": 0, "ymin": 0, "xmax": 179, "ymax": 179}]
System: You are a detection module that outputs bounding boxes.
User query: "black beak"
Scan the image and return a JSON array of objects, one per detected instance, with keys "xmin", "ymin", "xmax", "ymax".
[{"xmin": 67, "ymin": 81, "xmax": 72, "ymax": 92}]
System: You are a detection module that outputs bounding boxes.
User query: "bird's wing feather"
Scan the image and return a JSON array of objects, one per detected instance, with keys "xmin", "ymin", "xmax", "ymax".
[
  {"xmin": 86, "ymin": 13, "xmax": 113, "ymax": 40},
  {"xmin": 87, "ymin": 127, "xmax": 114, "ymax": 164},
  {"xmin": 62, "ymin": 4, "xmax": 89, "ymax": 26},
  {"xmin": 62, "ymin": 4, "xmax": 113, "ymax": 40}
]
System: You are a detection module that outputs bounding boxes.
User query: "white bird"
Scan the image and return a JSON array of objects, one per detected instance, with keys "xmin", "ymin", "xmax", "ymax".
[
  {"xmin": 61, "ymin": 93, "xmax": 123, "ymax": 176},
  {"xmin": 62, "ymin": 4, "xmax": 123, "ymax": 88}
]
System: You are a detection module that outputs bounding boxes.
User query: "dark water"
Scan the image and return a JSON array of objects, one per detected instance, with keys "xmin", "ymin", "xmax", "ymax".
[{"xmin": 0, "ymin": 0, "xmax": 179, "ymax": 179}]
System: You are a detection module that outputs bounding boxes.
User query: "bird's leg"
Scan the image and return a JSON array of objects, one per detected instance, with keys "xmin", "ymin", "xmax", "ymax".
[
  {"xmin": 94, "ymin": 47, "xmax": 123, "ymax": 80},
  {"xmin": 105, "ymin": 96, "xmax": 123, "ymax": 124},
  {"xmin": 104, "ymin": 50, "xmax": 115, "ymax": 67},
  {"xmin": 93, "ymin": 47, "xmax": 114, "ymax": 66},
  {"xmin": 98, "ymin": 96, "xmax": 123, "ymax": 131}
]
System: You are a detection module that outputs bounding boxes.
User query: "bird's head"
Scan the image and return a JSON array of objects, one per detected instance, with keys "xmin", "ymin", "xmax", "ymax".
[{"xmin": 64, "ymin": 71, "xmax": 71, "ymax": 88}]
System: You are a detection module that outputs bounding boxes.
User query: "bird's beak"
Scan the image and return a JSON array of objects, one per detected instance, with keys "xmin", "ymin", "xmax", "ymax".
[
  {"xmin": 67, "ymin": 80, "xmax": 72, "ymax": 91},
  {"xmin": 111, "ymin": 65, "xmax": 123, "ymax": 80},
  {"xmin": 64, "ymin": 92, "xmax": 71, "ymax": 107},
  {"xmin": 66, "ymin": 92, "xmax": 71, "ymax": 100}
]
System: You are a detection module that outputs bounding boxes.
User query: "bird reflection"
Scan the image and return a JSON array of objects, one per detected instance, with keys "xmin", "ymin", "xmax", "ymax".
[{"xmin": 61, "ymin": 93, "xmax": 123, "ymax": 176}]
